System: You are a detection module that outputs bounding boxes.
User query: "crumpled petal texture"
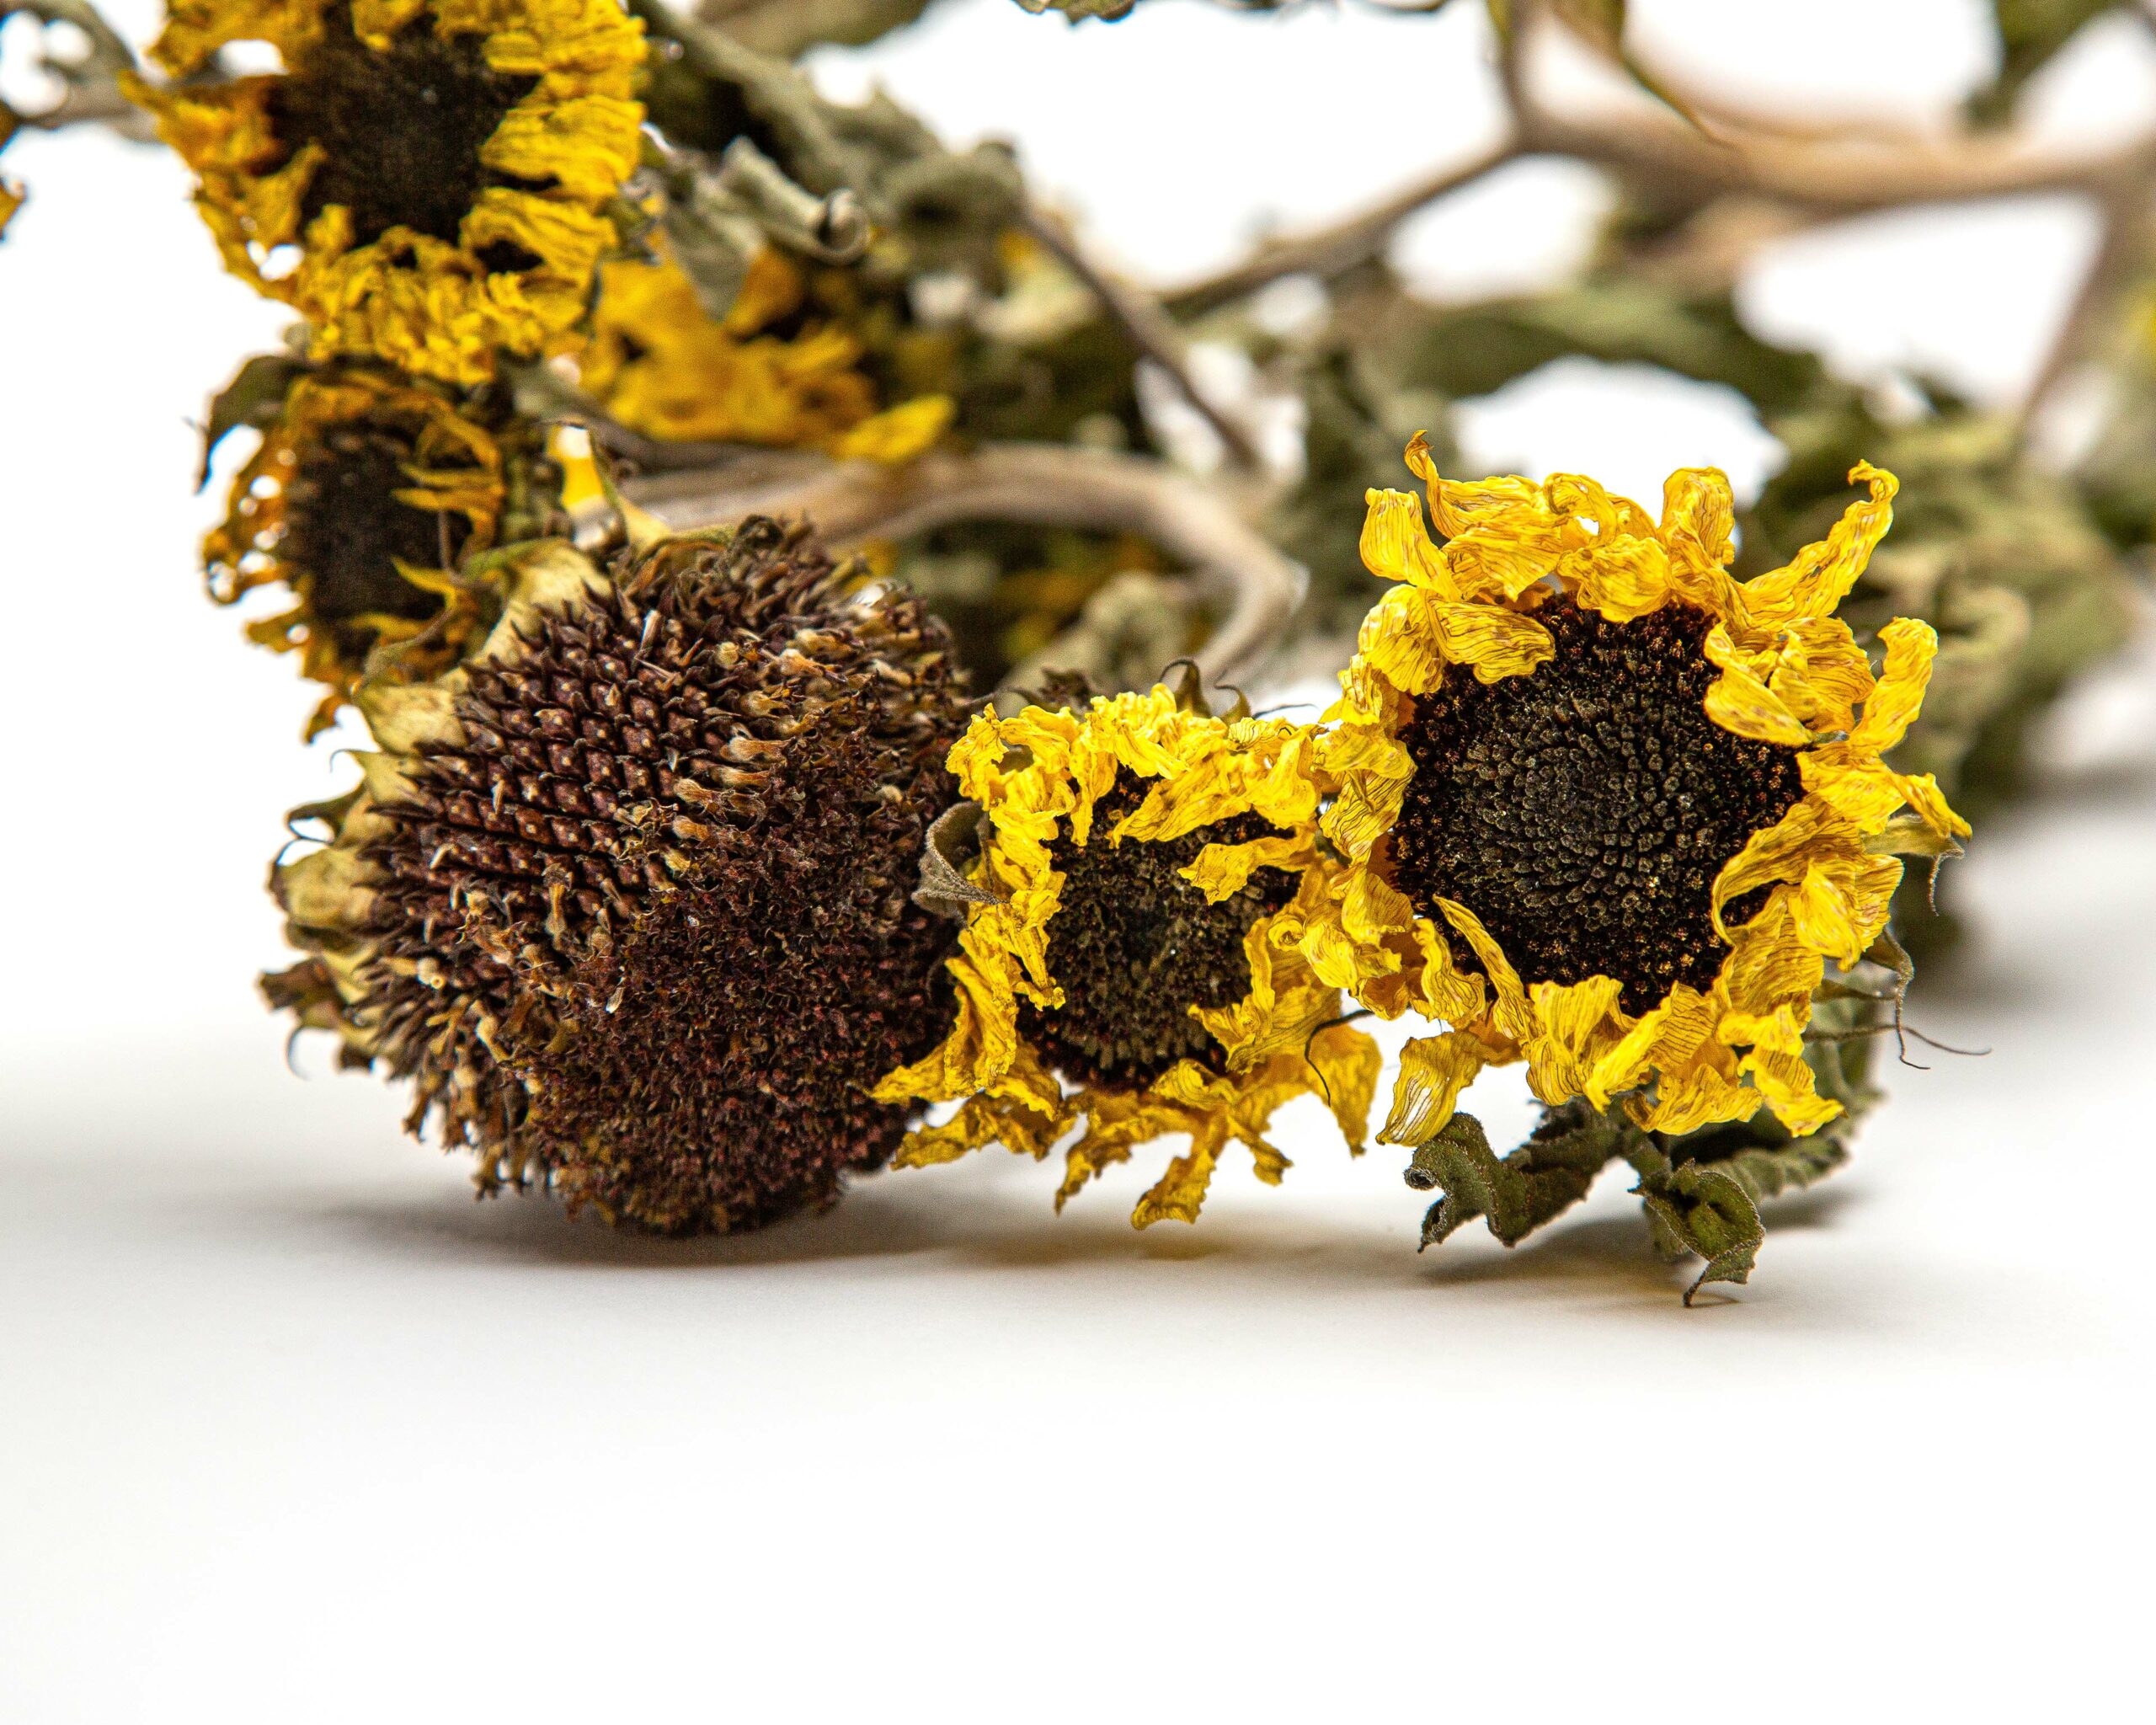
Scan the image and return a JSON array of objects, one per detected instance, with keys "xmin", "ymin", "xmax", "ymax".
[
  {"xmin": 131, "ymin": 0, "xmax": 644, "ymax": 384},
  {"xmin": 877, "ymin": 685, "xmax": 1380, "ymax": 1226}
]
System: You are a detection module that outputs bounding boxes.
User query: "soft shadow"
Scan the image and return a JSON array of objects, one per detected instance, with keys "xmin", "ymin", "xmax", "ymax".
[
  {"xmin": 1412, "ymin": 1215, "xmax": 1689, "ymax": 1300},
  {"xmin": 302, "ymin": 1174, "xmax": 985, "ymax": 1270},
  {"xmin": 1759, "ymin": 1183, "xmax": 1861, "ymax": 1232},
  {"xmin": 303, "ymin": 1172, "xmax": 1758, "ymax": 1311},
  {"xmin": 268, "ymin": 1153, "xmax": 1868, "ymax": 1308}
]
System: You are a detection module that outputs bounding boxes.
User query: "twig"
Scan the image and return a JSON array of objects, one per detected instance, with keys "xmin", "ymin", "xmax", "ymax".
[
  {"xmin": 14, "ymin": 85, "xmax": 154, "ymax": 138},
  {"xmin": 2018, "ymin": 186, "xmax": 2156, "ymax": 444},
  {"xmin": 1171, "ymin": 0, "xmax": 2156, "ymax": 316},
  {"xmin": 1503, "ymin": 0, "xmax": 2156, "ymax": 208},
  {"xmin": 1019, "ymin": 204, "xmax": 1266, "ymax": 469},
  {"xmin": 622, "ymin": 442, "xmax": 1305, "ymax": 681},
  {"xmin": 1164, "ymin": 140, "xmax": 1519, "ymax": 317}
]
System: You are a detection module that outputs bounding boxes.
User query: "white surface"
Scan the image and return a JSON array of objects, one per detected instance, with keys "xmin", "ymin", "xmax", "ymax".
[{"xmin": 4, "ymin": 3, "xmax": 2154, "ymax": 1720}]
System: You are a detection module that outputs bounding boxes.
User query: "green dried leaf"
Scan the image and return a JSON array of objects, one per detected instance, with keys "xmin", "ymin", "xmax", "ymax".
[
  {"xmin": 1972, "ymin": 1, "xmax": 2124, "ymax": 123},
  {"xmin": 1634, "ymin": 1124, "xmax": 1856, "ymax": 1302},
  {"xmin": 1406, "ymin": 1103, "xmax": 1630, "ymax": 1248},
  {"xmin": 1389, "ymin": 284, "xmax": 1833, "ymax": 416},
  {"xmin": 196, "ymin": 353, "xmax": 308, "ymax": 488},
  {"xmin": 1011, "ymin": 0, "xmax": 1145, "ymax": 18},
  {"xmin": 638, "ymin": 0, "xmax": 1022, "ymax": 280},
  {"xmin": 1632, "ymin": 1153, "xmax": 1766, "ymax": 1303},
  {"xmin": 696, "ymin": 0, "xmax": 935, "ymax": 56}
]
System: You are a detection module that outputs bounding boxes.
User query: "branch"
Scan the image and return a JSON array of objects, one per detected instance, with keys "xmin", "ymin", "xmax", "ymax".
[
  {"xmin": 3, "ymin": 0, "xmax": 153, "ymax": 141},
  {"xmin": 2020, "ymin": 184, "xmax": 2156, "ymax": 441},
  {"xmin": 621, "ymin": 443, "xmax": 1306, "ymax": 681},
  {"xmin": 1019, "ymin": 204, "xmax": 1266, "ymax": 469},
  {"xmin": 1527, "ymin": 104, "xmax": 2156, "ymax": 214},
  {"xmin": 1163, "ymin": 140, "xmax": 1519, "ymax": 317},
  {"xmin": 1169, "ymin": 0, "xmax": 2156, "ymax": 317}
]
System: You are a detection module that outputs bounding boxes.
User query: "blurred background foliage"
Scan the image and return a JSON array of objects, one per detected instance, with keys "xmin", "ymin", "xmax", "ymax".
[{"xmin": 9, "ymin": 0, "xmax": 2148, "ymax": 941}]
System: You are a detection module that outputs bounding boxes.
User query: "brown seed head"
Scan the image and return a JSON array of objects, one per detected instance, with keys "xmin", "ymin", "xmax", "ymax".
[{"xmin": 271, "ymin": 518, "xmax": 969, "ymax": 1234}]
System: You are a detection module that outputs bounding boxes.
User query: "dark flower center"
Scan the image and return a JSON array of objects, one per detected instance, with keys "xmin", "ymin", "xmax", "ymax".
[
  {"xmin": 1021, "ymin": 768, "xmax": 1297, "ymax": 1089},
  {"xmin": 281, "ymin": 423, "xmax": 464, "ymax": 658},
  {"xmin": 270, "ymin": 5, "xmax": 538, "ymax": 249},
  {"xmin": 1391, "ymin": 597, "xmax": 1805, "ymax": 1016}
]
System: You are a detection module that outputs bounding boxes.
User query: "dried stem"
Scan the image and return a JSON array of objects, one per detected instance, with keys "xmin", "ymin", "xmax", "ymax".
[
  {"xmin": 2019, "ymin": 185, "xmax": 2156, "ymax": 442},
  {"xmin": 622, "ymin": 443, "xmax": 1305, "ymax": 681},
  {"xmin": 1020, "ymin": 204, "xmax": 1266, "ymax": 469},
  {"xmin": 1165, "ymin": 140, "xmax": 1520, "ymax": 318},
  {"xmin": 1169, "ymin": 0, "xmax": 2156, "ymax": 315}
]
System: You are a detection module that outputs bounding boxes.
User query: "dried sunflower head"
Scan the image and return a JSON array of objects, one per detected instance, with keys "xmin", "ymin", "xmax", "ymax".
[
  {"xmin": 1305, "ymin": 435, "xmax": 1970, "ymax": 1149},
  {"xmin": 875, "ymin": 676, "xmax": 1382, "ymax": 1226},
  {"xmin": 570, "ymin": 241, "xmax": 953, "ymax": 461},
  {"xmin": 0, "ymin": 109, "xmax": 20, "ymax": 239},
  {"xmin": 207, "ymin": 366, "xmax": 515, "ymax": 737},
  {"xmin": 132, "ymin": 0, "xmax": 644, "ymax": 386},
  {"xmin": 267, "ymin": 517, "xmax": 970, "ymax": 1235}
]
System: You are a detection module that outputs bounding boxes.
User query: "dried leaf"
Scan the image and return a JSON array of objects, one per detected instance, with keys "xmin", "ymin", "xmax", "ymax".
[
  {"xmin": 1406, "ymin": 1103, "xmax": 1630, "ymax": 1248},
  {"xmin": 195, "ymin": 353, "xmax": 307, "ymax": 489}
]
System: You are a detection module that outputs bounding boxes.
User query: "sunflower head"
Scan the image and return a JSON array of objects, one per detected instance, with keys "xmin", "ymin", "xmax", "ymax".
[
  {"xmin": 268, "ymin": 516, "xmax": 971, "ymax": 1235},
  {"xmin": 571, "ymin": 241, "xmax": 954, "ymax": 461},
  {"xmin": 876, "ymin": 671, "xmax": 1382, "ymax": 1226},
  {"xmin": 206, "ymin": 365, "xmax": 520, "ymax": 736},
  {"xmin": 1, "ymin": 108, "xmax": 21, "ymax": 238},
  {"xmin": 1305, "ymin": 435, "xmax": 1969, "ymax": 1151},
  {"xmin": 134, "ymin": 0, "xmax": 645, "ymax": 385}
]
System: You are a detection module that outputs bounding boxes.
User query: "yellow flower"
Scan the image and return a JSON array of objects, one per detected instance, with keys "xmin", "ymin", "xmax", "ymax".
[
  {"xmin": 1307, "ymin": 435, "xmax": 1969, "ymax": 1149},
  {"xmin": 570, "ymin": 243, "xmax": 953, "ymax": 462},
  {"xmin": 205, "ymin": 367, "xmax": 507, "ymax": 736},
  {"xmin": 1, "ymin": 108, "xmax": 21, "ymax": 238},
  {"xmin": 876, "ymin": 681, "xmax": 1382, "ymax": 1225},
  {"xmin": 133, "ymin": 0, "xmax": 644, "ymax": 386}
]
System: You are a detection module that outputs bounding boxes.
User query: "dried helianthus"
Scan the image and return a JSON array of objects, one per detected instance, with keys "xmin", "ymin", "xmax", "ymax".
[
  {"xmin": 1304, "ymin": 435, "xmax": 1968, "ymax": 1149},
  {"xmin": 267, "ymin": 517, "xmax": 970, "ymax": 1235},
  {"xmin": 875, "ymin": 676, "xmax": 1382, "ymax": 1225},
  {"xmin": 206, "ymin": 366, "xmax": 511, "ymax": 737},
  {"xmin": 1, "ymin": 109, "xmax": 20, "ymax": 239},
  {"xmin": 133, "ymin": 0, "xmax": 644, "ymax": 386},
  {"xmin": 570, "ymin": 242, "xmax": 953, "ymax": 462}
]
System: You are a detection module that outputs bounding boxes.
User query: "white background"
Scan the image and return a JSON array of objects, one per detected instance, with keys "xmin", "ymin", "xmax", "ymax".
[{"xmin": 4, "ymin": 1, "xmax": 2153, "ymax": 1718}]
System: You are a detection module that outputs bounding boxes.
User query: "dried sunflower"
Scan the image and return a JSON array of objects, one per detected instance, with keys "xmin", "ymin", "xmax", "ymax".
[
  {"xmin": 1305, "ymin": 435, "xmax": 1969, "ymax": 1147},
  {"xmin": 207, "ymin": 366, "xmax": 511, "ymax": 737},
  {"xmin": 875, "ymin": 678, "xmax": 1382, "ymax": 1226},
  {"xmin": 570, "ymin": 241, "xmax": 953, "ymax": 462},
  {"xmin": 133, "ymin": 0, "xmax": 644, "ymax": 386},
  {"xmin": 1, "ymin": 108, "xmax": 20, "ymax": 238},
  {"xmin": 267, "ymin": 517, "xmax": 969, "ymax": 1235}
]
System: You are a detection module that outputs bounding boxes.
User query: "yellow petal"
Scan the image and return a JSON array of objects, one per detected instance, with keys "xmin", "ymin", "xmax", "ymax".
[
  {"xmin": 1850, "ymin": 616, "xmax": 1939, "ymax": 752},
  {"xmin": 828, "ymin": 394, "xmax": 953, "ymax": 463},
  {"xmin": 1180, "ymin": 832, "xmax": 1317, "ymax": 904},
  {"xmin": 1703, "ymin": 624, "xmax": 1813, "ymax": 745},
  {"xmin": 1737, "ymin": 462, "xmax": 1898, "ymax": 628},
  {"xmin": 1433, "ymin": 896, "xmax": 1533, "ymax": 1044},
  {"xmin": 1659, "ymin": 467, "xmax": 1737, "ymax": 569},
  {"xmin": 1307, "ymin": 1021, "xmax": 1383, "ymax": 1151},
  {"xmin": 1521, "ymin": 975, "xmax": 1626, "ymax": 1107},
  {"xmin": 1359, "ymin": 487, "xmax": 1453, "ymax": 591},
  {"xmin": 1380, "ymin": 1029, "xmax": 1489, "ymax": 1147}
]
